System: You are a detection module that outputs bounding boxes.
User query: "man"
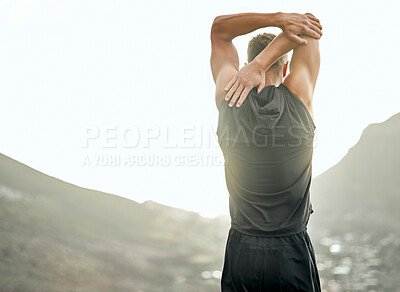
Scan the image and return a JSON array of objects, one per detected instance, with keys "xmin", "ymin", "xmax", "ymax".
[{"xmin": 210, "ymin": 12, "xmax": 322, "ymax": 291}]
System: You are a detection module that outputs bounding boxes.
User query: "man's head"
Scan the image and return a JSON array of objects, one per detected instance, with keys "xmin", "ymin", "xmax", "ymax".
[{"xmin": 247, "ymin": 33, "xmax": 289, "ymax": 81}]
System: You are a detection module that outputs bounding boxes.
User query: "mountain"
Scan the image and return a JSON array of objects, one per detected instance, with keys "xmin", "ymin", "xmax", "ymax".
[
  {"xmin": 0, "ymin": 153, "xmax": 230, "ymax": 292},
  {"xmin": 311, "ymin": 112, "xmax": 400, "ymax": 233},
  {"xmin": 308, "ymin": 112, "xmax": 400, "ymax": 291}
]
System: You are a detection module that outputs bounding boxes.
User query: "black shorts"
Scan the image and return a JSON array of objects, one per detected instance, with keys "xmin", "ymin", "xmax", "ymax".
[{"xmin": 221, "ymin": 227, "xmax": 321, "ymax": 292}]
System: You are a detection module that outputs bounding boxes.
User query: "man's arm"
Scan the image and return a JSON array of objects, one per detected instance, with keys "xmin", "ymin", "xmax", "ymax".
[
  {"xmin": 210, "ymin": 12, "xmax": 322, "ymax": 109},
  {"xmin": 283, "ymin": 34, "xmax": 320, "ymax": 116},
  {"xmin": 224, "ymin": 14, "xmax": 321, "ymax": 110},
  {"xmin": 210, "ymin": 13, "xmax": 284, "ymax": 109}
]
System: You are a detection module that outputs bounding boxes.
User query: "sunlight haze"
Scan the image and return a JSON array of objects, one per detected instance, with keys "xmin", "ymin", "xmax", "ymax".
[{"xmin": 1, "ymin": 0, "xmax": 399, "ymax": 218}]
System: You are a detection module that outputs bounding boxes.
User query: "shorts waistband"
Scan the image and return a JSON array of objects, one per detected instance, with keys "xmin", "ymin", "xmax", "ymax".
[{"xmin": 227, "ymin": 226, "xmax": 310, "ymax": 248}]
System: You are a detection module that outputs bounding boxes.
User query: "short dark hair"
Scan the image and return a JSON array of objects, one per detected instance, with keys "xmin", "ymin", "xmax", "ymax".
[{"xmin": 247, "ymin": 33, "xmax": 288, "ymax": 71}]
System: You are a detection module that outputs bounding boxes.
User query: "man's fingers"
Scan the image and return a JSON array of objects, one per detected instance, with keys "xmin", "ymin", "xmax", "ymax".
[
  {"xmin": 308, "ymin": 18, "xmax": 322, "ymax": 31},
  {"xmin": 225, "ymin": 80, "xmax": 239, "ymax": 101},
  {"xmin": 229, "ymin": 84, "xmax": 244, "ymax": 107},
  {"xmin": 309, "ymin": 19, "xmax": 322, "ymax": 31},
  {"xmin": 290, "ymin": 34, "xmax": 307, "ymax": 45},
  {"xmin": 236, "ymin": 87, "xmax": 251, "ymax": 108},
  {"xmin": 306, "ymin": 24, "xmax": 322, "ymax": 39},
  {"xmin": 224, "ymin": 75, "xmax": 237, "ymax": 92},
  {"xmin": 305, "ymin": 13, "xmax": 319, "ymax": 23}
]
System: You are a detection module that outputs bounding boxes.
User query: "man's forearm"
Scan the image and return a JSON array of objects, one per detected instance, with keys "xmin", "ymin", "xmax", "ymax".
[
  {"xmin": 212, "ymin": 12, "xmax": 283, "ymax": 41},
  {"xmin": 252, "ymin": 32, "xmax": 299, "ymax": 71}
]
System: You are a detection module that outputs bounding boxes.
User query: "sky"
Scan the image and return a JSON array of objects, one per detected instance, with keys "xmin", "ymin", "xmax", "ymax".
[{"xmin": 1, "ymin": 0, "xmax": 399, "ymax": 218}]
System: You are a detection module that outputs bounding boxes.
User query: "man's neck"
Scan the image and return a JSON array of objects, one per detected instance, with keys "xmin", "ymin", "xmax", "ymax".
[{"xmin": 265, "ymin": 70, "xmax": 283, "ymax": 87}]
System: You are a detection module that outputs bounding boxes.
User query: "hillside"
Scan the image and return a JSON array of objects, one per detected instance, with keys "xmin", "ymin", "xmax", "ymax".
[
  {"xmin": 311, "ymin": 113, "xmax": 400, "ymax": 233},
  {"xmin": 0, "ymin": 153, "xmax": 230, "ymax": 292},
  {"xmin": 309, "ymin": 112, "xmax": 400, "ymax": 291}
]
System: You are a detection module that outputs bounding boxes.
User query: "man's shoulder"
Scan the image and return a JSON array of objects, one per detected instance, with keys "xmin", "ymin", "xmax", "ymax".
[
  {"xmin": 214, "ymin": 66, "xmax": 238, "ymax": 110},
  {"xmin": 281, "ymin": 82, "xmax": 314, "ymax": 120}
]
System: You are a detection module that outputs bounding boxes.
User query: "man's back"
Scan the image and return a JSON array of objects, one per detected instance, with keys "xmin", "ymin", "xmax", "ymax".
[{"xmin": 217, "ymin": 83, "xmax": 316, "ymax": 237}]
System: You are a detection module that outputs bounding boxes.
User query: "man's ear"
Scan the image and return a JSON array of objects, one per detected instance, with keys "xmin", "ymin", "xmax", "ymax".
[{"xmin": 283, "ymin": 61, "xmax": 289, "ymax": 78}]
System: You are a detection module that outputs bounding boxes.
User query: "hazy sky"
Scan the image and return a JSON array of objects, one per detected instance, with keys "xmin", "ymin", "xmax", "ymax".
[{"xmin": 1, "ymin": 0, "xmax": 399, "ymax": 218}]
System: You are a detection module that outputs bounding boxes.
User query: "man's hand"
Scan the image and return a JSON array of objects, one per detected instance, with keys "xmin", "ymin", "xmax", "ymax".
[
  {"xmin": 279, "ymin": 12, "xmax": 323, "ymax": 45},
  {"xmin": 224, "ymin": 60, "xmax": 265, "ymax": 107},
  {"xmin": 224, "ymin": 12, "xmax": 322, "ymax": 108}
]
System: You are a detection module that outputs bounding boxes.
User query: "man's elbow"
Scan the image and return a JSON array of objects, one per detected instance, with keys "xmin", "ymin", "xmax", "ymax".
[
  {"xmin": 213, "ymin": 15, "xmax": 228, "ymax": 25},
  {"xmin": 213, "ymin": 15, "xmax": 223, "ymax": 23},
  {"xmin": 211, "ymin": 16, "xmax": 223, "ymax": 34},
  {"xmin": 211, "ymin": 16, "xmax": 230, "ymax": 41}
]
